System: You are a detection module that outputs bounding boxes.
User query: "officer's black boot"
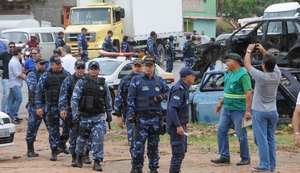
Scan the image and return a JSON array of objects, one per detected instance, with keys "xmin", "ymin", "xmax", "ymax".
[
  {"xmin": 83, "ymin": 150, "xmax": 92, "ymax": 164},
  {"xmin": 71, "ymin": 154, "xmax": 77, "ymax": 167},
  {"xmin": 75, "ymin": 155, "xmax": 83, "ymax": 168},
  {"xmin": 50, "ymin": 150, "xmax": 58, "ymax": 161},
  {"xmin": 92, "ymin": 159, "xmax": 103, "ymax": 172},
  {"xmin": 130, "ymin": 168, "xmax": 143, "ymax": 173},
  {"xmin": 58, "ymin": 142, "xmax": 69, "ymax": 155},
  {"xmin": 150, "ymin": 168, "xmax": 158, "ymax": 173},
  {"xmin": 27, "ymin": 142, "xmax": 39, "ymax": 157}
]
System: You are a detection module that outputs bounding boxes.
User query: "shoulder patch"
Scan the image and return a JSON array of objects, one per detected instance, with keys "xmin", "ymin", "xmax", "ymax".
[
  {"xmin": 179, "ymin": 85, "xmax": 184, "ymax": 90},
  {"xmin": 173, "ymin": 95, "xmax": 180, "ymax": 100}
]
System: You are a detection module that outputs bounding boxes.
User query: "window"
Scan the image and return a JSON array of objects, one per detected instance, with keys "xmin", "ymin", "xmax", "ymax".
[
  {"xmin": 267, "ymin": 21, "xmax": 282, "ymax": 34},
  {"xmin": 69, "ymin": 8, "xmax": 111, "ymax": 25},
  {"xmin": 40, "ymin": 33, "xmax": 53, "ymax": 42},
  {"xmin": 118, "ymin": 63, "xmax": 132, "ymax": 78},
  {"xmin": 201, "ymin": 73, "xmax": 225, "ymax": 92}
]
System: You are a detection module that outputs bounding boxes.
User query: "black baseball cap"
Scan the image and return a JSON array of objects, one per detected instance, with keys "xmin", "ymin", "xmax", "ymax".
[
  {"xmin": 88, "ymin": 61, "xmax": 100, "ymax": 69},
  {"xmin": 133, "ymin": 58, "xmax": 143, "ymax": 65},
  {"xmin": 35, "ymin": 57, "xmax": 47, "ymax": 64},
  {"xmin": 143, "ymin": 56, "xmax": 155, "ymax": 65},
  {"xmin": 50, "ymin": 55, "xmax": 62, "ymax": 64},
  {"xmin": 75, "ymin": 60, "xmax": 85, "ymax": 67},
  {"xmin": 179, "ymin": 67, "xmax": 200, "ymax": 78}
]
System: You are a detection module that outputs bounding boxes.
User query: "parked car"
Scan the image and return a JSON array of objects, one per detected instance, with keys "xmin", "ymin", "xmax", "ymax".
[
  {"xmin": 0, "ymin": 111, "xmax": 15, "ymax": 147},
  {"xmin": 0, "ymin": 27, "xmax": 64, "ymax": 59},
  {"xmin": 86, "ymin": 56, "xmax": 175, "ymax": 106},
  {"xmin": 189, "ymin": 67, "xmax": 300, "ymax": 124}
]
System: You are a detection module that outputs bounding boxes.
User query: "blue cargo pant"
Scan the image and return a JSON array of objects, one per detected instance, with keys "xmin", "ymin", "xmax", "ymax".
[
  {"xmin": 131, "ymin": 116, "xmax": 160, "ymax": 170},
  {"xmin": 166, "ymin": 55, "xmax": 173, "ymax": 73},
  {"xmin": 169, "ymin": 124, "xmax": 187, "ymax": 173},
  {"xmin": 76, "ymin": 118, "xmax": 106, "ymax": 160},
  {"xmin": 81, "ymin": 50, "xmax": 89, "ymax": 62},
  {"xmin": 25, "ymin": 103, "xmax": 48, "ymax": 143},
  {"xmin": 46, "ymin": 105, "xmax": 68, "ymax": 151}
]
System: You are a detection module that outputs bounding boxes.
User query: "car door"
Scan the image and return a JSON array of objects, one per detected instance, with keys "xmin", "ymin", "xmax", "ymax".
[
  {"xmin": 190, "ymin": 71, "xmax": 225, "ymax": 124},
  {"xmin": 39, "ymin": 33, "xmax": 55, "ymax": 59}
]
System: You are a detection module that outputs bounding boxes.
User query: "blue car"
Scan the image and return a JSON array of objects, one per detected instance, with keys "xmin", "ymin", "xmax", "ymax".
[{"xmin": 190, "ymin": 68, "xmax": 300, "ymax": 124}]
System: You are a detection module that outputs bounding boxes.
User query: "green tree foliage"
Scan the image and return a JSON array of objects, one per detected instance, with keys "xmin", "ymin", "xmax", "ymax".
[{"xmin": 218, "ymin": 0, "xmax": 297, "ymax": 19}]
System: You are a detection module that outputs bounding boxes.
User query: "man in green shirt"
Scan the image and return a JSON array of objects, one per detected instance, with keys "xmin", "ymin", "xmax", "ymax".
[{"xmin": 211, "ymin": 53, "xmax": 252, "ymax": 166}]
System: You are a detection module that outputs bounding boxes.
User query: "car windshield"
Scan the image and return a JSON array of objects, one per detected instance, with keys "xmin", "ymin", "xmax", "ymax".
[
  {"xmin": 96, "ymin": 60, "xmax": 122, "ymax": 76},
  {"xmin": 0, "ymin": 32, "xmax": 28, "ymax": 44},
  {"xmin": 69, "ymin": 8, "xmax": 111, "ymax": 25}
]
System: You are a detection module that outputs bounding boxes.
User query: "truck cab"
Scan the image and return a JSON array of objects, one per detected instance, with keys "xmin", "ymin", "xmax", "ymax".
[{"xmin": 65, "ymin": 3, "xmax": 124, "ymax": 59}]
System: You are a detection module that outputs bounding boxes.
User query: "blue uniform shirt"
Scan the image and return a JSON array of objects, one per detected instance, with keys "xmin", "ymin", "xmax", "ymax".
[
  {"xmin": 55, "ymin": 37, "xmax": 66, "ymax": 48},
  {"xmin": 147, "ymin": 37, "xmax": 159, "ymax": 57},
  {"xmin": 102, "ymin": 36, "xmax": 117, "ymax": 52},
  {"xmin": 182, "ymin": 40, "xmax": 195, "ymax": 58},
  {"xmin": 121, "ymin": 41, "xmax": 131, "ymax": 53},
  {"xmin": 71, "ymin": 76, "xmax": 112, "ymax": 121},
  {"xmin": 114, "ymin": 72, "xmax": 137, "ymax": 116},
  {"xmin": 77, "ymin": 33, "xmax": 88, "ymax": 51},
  {"xmin": 127, "ymin": 73, "xmax": 169, "ymax": 115},
  {"xmin": 166, "ymin": 79, "xmax": 190, "ymax": 129},
  {"xmin": 166, "ymin": 41, "xmax": 176, "ymax": 57}
]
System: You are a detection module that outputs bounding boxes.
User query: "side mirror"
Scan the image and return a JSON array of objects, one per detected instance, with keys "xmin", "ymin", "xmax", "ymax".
[{"xmin": 118, "ymin": 70, "xmax": 129, "ymax": 79}]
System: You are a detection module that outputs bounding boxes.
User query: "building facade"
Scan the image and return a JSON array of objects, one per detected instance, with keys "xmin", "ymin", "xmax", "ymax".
[{"xmin": 183, "ymin": 0, "xmax": 217, "ymax": 38}]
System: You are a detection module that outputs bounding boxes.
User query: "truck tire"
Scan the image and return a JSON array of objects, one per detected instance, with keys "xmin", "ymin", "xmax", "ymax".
[{"xmin": 157, "ymin": 43, "xmax": 165, "ymax": 66}]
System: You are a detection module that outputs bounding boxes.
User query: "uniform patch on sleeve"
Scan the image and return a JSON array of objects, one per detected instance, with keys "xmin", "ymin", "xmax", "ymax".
[{"xmin": 173, "ymin": 95, "xmax": 180, "ymax": 100}]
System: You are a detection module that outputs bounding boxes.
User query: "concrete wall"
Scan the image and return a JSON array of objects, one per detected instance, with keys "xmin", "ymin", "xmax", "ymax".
[{"xmin": 32, "ymin": 0, "xmax": 76, "ymax": 27}]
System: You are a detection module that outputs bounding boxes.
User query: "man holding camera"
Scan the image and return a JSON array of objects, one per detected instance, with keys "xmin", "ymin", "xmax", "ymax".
[
  {"xmin": 127, "ymin": 56, "xmax": 169, "ymax": 173},
  {"xmin": 244, "ymin": 43, "xmax": 281, "ymax": 172}
]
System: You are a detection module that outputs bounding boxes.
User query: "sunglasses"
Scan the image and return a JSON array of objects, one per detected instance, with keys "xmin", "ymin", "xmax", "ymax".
[
  {"xmin": 39, "ymin": 62, "xmax": 46, "ymax": 65},
  {"xmin": 76, "ymin": 66, "xmax": 85, "ymax": 70},
  {"xmin": 32, "ymin": 52, "xmax": 38, "ymax": 55},
  {"xmin": 54, "ymin": 62, "xmax": 61, "ymax": 65}
]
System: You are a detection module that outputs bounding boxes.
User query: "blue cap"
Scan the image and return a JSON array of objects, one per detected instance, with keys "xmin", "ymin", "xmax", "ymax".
[
  {"xmin": 179, "ymin": 67, "xmax": 200, "ymax": 78},
  {"xmin": 88, "ymin": 61, "xmax": 100, "ymax": 69},
  {"xmin": 75, "ymin": 60, "xmax": 85, "ymax": 67}
]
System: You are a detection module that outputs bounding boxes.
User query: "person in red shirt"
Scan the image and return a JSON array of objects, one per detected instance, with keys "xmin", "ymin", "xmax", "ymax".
[{"xmin": 26, "ymin": 34, "xmax": 39, "ymax": 48}]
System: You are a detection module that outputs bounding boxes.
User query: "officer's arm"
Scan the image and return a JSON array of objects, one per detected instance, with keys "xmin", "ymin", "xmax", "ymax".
[
  {"xmin": 77, "ymin": 36, "xmax": 83, "ymax": 50},
  {"xmin": 71, "ymin": 79, "xmax": 84, "ymax": 119},
  {"xmin": 160, "ymin": 77, "xmax": 170, "ymax": 100},
  {"xmin": 104, "ymin": 83, "xmax": 113, "ymax": 114},
  {"xmin": 147, "ymin": 40, "xmax": 155, "ymax": 56},
  {"xmin": 168, "ymin": 89, "xmax": 184, "ymax": 127},
  {"xmin": 127, "ymin": 77, "xmax": 138, "ymax": 115},
  {"xmin": 114, "ymin": 78, "xmax": 125, "ymax": 116},
  {"xmin": 102, "ymin": 38, "xmax": 108, "ymax": 51},
  {"xmin": 26, "ymin": 72, "xmax": 37, "ymax": 92},
  {"xmin": 58, "ymin": 77, "xmax": 71, "ymax": 112},
  {"xmin": 35, "ymin": 72, "xmax": 47, "ymax": 109}
]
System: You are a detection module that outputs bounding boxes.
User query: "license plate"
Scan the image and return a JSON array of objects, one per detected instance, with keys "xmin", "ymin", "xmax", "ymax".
[{"xmin": 0, "ymin": 128, "xmax": 10, "ymax": 138}]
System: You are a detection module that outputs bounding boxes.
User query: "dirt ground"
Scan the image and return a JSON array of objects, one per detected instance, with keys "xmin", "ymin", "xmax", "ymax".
[{"xmin": 1, "ymin": 117, "xmax": 300, "ymax": 173}]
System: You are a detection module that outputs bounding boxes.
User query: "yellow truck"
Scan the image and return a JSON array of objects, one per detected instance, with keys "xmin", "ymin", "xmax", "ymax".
[{"xmin": 65, "ymin": 0, "xmax": 183, "ymax": 64}]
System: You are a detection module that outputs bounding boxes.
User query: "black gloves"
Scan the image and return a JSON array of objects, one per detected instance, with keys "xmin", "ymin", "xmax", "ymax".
[
  {"xmin": 153, "ymin": 94, "xmax": 164, "ymax": 103},
  {"xmin": 106, "ymin": 113, "xmax": 112, "ymax": 123}
]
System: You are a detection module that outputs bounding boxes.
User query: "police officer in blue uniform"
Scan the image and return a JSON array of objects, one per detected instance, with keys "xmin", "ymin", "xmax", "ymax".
[
  {"xmin": 35, "ymin": 55, "xmax": 70, "ymax": 161},
  {"xmin": 121, "ymin": 35, "xmax": 131, "ymax": 53},
  {"xmin": 147, "ymin": 31, "xmax": 159, "ymax": 61},
  {"xmin": 77, "ymin": 27, "xmax": 89, "ymax": 62},
  {"xmin": 114, "ymin": 58, "xmax": 143, "ymax": 147},
  {"xmin": 102, "ymin": 30, "xmax": 118, "ymax": 52},
  {"xmin": 166, "ymin": 35, "xmax": 176, "ymax": 73},
  {"xmin": 182, "ymin": 35, "xmax": 196, "ymax": 68},
  {"xmin": 58, "ymin": 60, "xmax": 91, "ymax": 166},
  {"xmin": 167, "ymin": 67, "xmax": 199, "ymax": 173},
  {"xmin": 127, "ymin": 56, "xmax": 170, "ymax": 173},
  {"xmin": 55, "ymin": 31, "xmax": 66, "ymax": 49},
  {"xmin": 71, "ymin": 61, "xmax": 112, "ymax": 171},
  {"xmin": 25, "ymin": 57, "xmax": 47, "ymax": 157}
]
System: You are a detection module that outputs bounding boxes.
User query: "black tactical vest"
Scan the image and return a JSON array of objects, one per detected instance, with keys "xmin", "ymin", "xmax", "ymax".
[
  {"xmin": 45, "ymin": 69, "xmax": 68, "ymax": 103},
  {"xmin": 79, "ymin": 76, "xmax": 106, "ymax": 117},
  {"xmin": 67, "ymin": 74, "xmax": 82, "ymax": 104}
]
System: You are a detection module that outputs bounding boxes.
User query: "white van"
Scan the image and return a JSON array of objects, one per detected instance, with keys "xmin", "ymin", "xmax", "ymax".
[
  {"xmin": 0, "ymin": 27, "xmax": 64, "ymax": 59},
  {"xmin": 263, "ymin": 2, "xmax": 300, "ymax": 18}
]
